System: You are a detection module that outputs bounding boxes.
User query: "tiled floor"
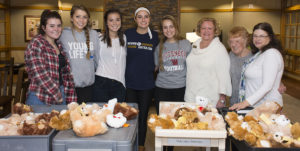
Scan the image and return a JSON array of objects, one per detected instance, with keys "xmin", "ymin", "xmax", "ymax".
[{"xmin": 144, "ymin": 93, "xmax": 300, "ymax": 151}]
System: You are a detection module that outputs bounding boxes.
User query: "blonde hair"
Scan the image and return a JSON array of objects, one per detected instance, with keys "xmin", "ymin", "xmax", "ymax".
[
  {"xmin": 158, "ymin": 15, "xmax": 183, "ymax": 71},
  {"xmin": 70, "ymin": 5, "xmax": 91, "ymax": 58},
  {"xmin": 196, "ymin": 17, "xmax": 220, "ymax": 37},
  {"xmin": 228, "ymin": 26, "xmax": 249, "ymax": 39}
]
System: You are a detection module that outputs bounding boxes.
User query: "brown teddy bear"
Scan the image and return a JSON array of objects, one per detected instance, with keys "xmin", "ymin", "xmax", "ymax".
[
  {"xmin": 12, "ymin": 103, "xmax": 33, "ymax": 115},
  {"xmin": 174, "ymin": 109, "xmax": 208, "ymax": 130},
  {"xmin": 18, "ymin": 111, "xmax": 58, "ymax": 135},
  {"xmin": 113, "ymin": 102, "xmax": 139, "ymax": 120}
]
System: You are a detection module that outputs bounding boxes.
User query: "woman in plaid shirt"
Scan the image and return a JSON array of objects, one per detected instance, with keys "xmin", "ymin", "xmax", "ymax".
[{"xmin": 25, "ymin": 10, "xmax": 77, "ymax": 105}]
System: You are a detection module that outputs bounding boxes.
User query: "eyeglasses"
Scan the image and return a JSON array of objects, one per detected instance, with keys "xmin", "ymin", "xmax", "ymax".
[{"xmin": 253, "ymin": 35, "xmax": 269, "ymax": 39}]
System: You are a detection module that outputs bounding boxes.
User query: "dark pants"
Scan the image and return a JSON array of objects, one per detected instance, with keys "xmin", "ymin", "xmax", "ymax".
[
  {"xmin": 154, "ymin": 86, "xmax": 185, "ymax": 151},
  {"xmin": 125, "ymin": 88, "xmax": 154, "ymax": 146},
  {"xmin": 75, "ymin": 84, "xmax": 94, "ymax": 104},
  {"xmin": 93, "ymin": 75, "xmax": 126, "ymax": 102},
  {"xmin": 154, "ymin": 86, "xmax": 186, "ymax": 114}
]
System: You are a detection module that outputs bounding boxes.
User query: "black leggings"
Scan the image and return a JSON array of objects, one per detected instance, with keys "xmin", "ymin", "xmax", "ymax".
[
  {"xmin": 125, "ymin": 88, "xmax": 154, "ymax": 146},
  {"xmin": 154, "ymin": 86, "xmax": 186, "ymax": 114}
]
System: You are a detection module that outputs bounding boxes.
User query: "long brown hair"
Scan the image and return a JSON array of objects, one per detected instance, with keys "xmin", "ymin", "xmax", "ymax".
[
  {"xmin": 158, "ymin": 15, "xmax": 183, "ymax": 71},
  {"xmin": 102, "ymin": 8, "xmax": 125, "ymax": 47},
  {"xmin": 70, "ymin": 5, "xmax": 91, "ymax": 56}
]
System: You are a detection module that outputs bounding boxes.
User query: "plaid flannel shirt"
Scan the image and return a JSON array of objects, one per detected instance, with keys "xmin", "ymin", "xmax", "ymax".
[{"xmin": 25, "ymin": 34, "xmax": 77, "ymax": 104}]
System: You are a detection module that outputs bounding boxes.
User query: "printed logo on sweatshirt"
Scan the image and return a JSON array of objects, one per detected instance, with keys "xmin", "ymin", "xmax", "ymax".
[
  {"xmin": 164, "ymin": 65, "xmax": 184, "ymax": 71},
  {"xmin": 163, "ymin": 50, "xmax": 187, "ymax": 60},
  {"xmin": 67, "ymin": 42, "xmax": 94, "ymax": 59},
  {"xmin": 162, "ymin": 50, "xmax": 186, "ymax": 72},
  {"xmin": 127, "ymin": 42, "xmax": 153, "ymax": 51}
]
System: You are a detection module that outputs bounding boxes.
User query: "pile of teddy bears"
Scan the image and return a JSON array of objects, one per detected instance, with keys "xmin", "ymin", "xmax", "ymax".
[
  {"xmin": 0, "ymin": 103, "xmax": 58, "ymax": 136},
  {"xmin": 63, "ymin": 99, "xmax": 138, "ymax": 137},
  {"xmin": 147, "ymin": 97, "xmax": 226, "ymax": 132},
  {"xmin": 226, "ymin": 101, "xmax": 300, "ymax": 148},
  {"xmin": 0, "ymin": 99, "xmax": 139, "ymax": 137}
]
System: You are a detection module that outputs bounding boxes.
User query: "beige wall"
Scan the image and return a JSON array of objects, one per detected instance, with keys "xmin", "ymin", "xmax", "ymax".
[{"xmin": 180, "ymin": 0, "xmax": 281, "ymax": 48}]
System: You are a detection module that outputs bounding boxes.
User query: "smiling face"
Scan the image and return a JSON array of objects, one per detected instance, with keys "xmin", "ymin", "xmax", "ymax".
[
  {"xmin": 199, "ymin": 21, "xmax": 215, "ymax": 42},
  {"xmin": 107, "ymin": 12, "xmax": 121, "ymax": 33},
  {"xmin": 228, "ymin": 36, "xmax": 248, "ymax": 56},
  {"xmin": 71, "ymin": 9, "xmax": 89, "ymax": 32},
  {"xmin": 42, "ymin": 18, "xmax": 62, "ymax": 41},
  {"xmin": 253, "ymin": 29, "xmax": 270, "ymax": 50},
  {"xmin": 162, "ymin": 19, "xmax": 176, "ymax": 41},
  {"xmin": 135, "ymin": 10, "xmax": 150, "ymax": 30}
]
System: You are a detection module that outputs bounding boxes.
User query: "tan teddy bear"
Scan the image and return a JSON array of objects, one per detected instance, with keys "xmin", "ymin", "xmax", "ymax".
[
  {"xmin": 49, "ymin": 109, "xmax": 72, "ymax": 130},
  {"xmin": 147, "ymin": 114, "xmax": 175, "ymax": 132},
  {"xmin": 69, "ymin": 103, "xmax": 109, "ymax": 137}
]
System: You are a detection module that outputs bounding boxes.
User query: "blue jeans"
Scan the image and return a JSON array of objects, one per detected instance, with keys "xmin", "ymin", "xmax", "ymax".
[
  {"xmin": 26, "ymin": 86, "xmax": 66, "ymax": 105},
  {"xmin": 93, "ymin": 75, "xmax": 126, "ymax": 102}
]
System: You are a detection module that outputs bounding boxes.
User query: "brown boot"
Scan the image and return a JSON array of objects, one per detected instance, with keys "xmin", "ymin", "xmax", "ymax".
[{"xmin": 138, "ymin": 146, "xmax": 145, "ymax": 151}]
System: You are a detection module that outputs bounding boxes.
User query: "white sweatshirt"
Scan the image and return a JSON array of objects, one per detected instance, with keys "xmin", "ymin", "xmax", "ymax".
[
  {"xmin": 95, "ymin": 34, "xmax": 127, "ymax": 87},
  {"xmin": 185, "ymin": 37, "xmax": 232, "ymax": 107},
  {"xmin": 245, "ymin": 48, "xmax": 283, "ymax": 107}
]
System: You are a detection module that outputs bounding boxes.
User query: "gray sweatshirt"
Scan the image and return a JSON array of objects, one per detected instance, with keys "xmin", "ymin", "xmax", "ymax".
[
  {"xmin": 154, "ymin": 39, "xmax": 192, "ymax": 88},
  {"xmin": 229, "ymin": 51, "xmax": 253, "ymax": 106},
  {"xmin": 60, "ymin": 27, "xmax": 99, "ymax": 87}
]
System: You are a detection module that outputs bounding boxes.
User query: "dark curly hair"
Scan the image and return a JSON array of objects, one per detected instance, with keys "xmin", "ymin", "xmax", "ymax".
[{"xmin": 38, "ymin": 9, "xmax": 62, "ymax": 35}]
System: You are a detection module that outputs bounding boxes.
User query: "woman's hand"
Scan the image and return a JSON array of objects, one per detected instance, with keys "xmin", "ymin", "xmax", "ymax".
[
  {"xmin": 216, "ymin": 94, "xmax": 226, "ymax": 108},
  {"xmin": 229, "ymin": 100, "xmax": 250, "ymax": 111},
  {"xmin": 278, "ymin": 82, "xmax": 286, "ymax": 94},
  {"xmin": 216, "ymin": 100, "xmax": 225, "ymax": 108}
]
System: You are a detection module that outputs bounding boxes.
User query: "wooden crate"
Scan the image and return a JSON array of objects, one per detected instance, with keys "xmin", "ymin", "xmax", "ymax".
[{"xmin": 155, "ymin": 102, "xmax": 227, "ymax": 151}]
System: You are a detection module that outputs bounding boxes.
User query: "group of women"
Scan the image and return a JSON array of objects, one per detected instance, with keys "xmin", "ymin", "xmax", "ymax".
[{"xmin": 24, "ymin": 4, "xmax": 285, "ymax": 151}]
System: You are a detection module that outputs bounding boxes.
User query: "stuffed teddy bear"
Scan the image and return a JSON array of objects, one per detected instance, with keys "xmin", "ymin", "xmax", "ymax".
[
  {"xmin": 12, "ymin": 103, "xmax": 33, "ymax": 115},
  {"xmin": 291, "ymin": 122, "xmax": 300, "ymax": 147},
  {"xmin": 147, "ymin": 114, "xmax": 175, "ymax": 132},
  {"xmin": 69, "ymin": 102, "xmax": 112, "ymax": 137},
  {"xmin": 174, "ymin": 109, "xmax": 208, "ymax": 130},
  {"xmin": 0, "ymin": 119, "xmax": 20, "ymax": 136},
  {"xmin": 259, "ymin": 114, "xmax": 292, "ymax": 138},
  {"xmin": 195, "ymin": 96, "xmax": 209, "ymax": 108},
  {"xmin": 291, "ymin": 122, "xmax": 300, "ymax": 139},
  {"xmin": 106, "ymin": 113, "xmax": 127, "ymax": 128},
  {"xmin": 225, "ymin": 112, "xmax": 243, "ymax": 127},
  {"xmin": 200, "ymin": 112, "xmax": 225, "ymax": 130},
  {"xmin": 49, "ymin": 109, "xmax": 72, "ymax": 130},
  {"xmin": 228, "ymin": 121, "xmax": 248, "ymax": 141},
  {"xmin": 246, "ymin": 101, "xmax": 281, "ymax": 120},
  {"xmin": 18, "ymin": 111, "xmax": 58, "ymax": 135},
  {"xmin": 174, "ymin": 107, "xmax": 199, "ymax": 122},
  {"xmin": 158, "ymin": 103, "xmax": 183, "ymax": 118},
  {"xmin": 113, "ymin": 102, "xmax": 139, "ymax": 120}
]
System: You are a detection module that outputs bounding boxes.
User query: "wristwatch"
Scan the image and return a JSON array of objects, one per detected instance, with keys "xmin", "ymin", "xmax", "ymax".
[{"xmin": 220, "ymin": 100, "xmax": 225, "ymax": 104}]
